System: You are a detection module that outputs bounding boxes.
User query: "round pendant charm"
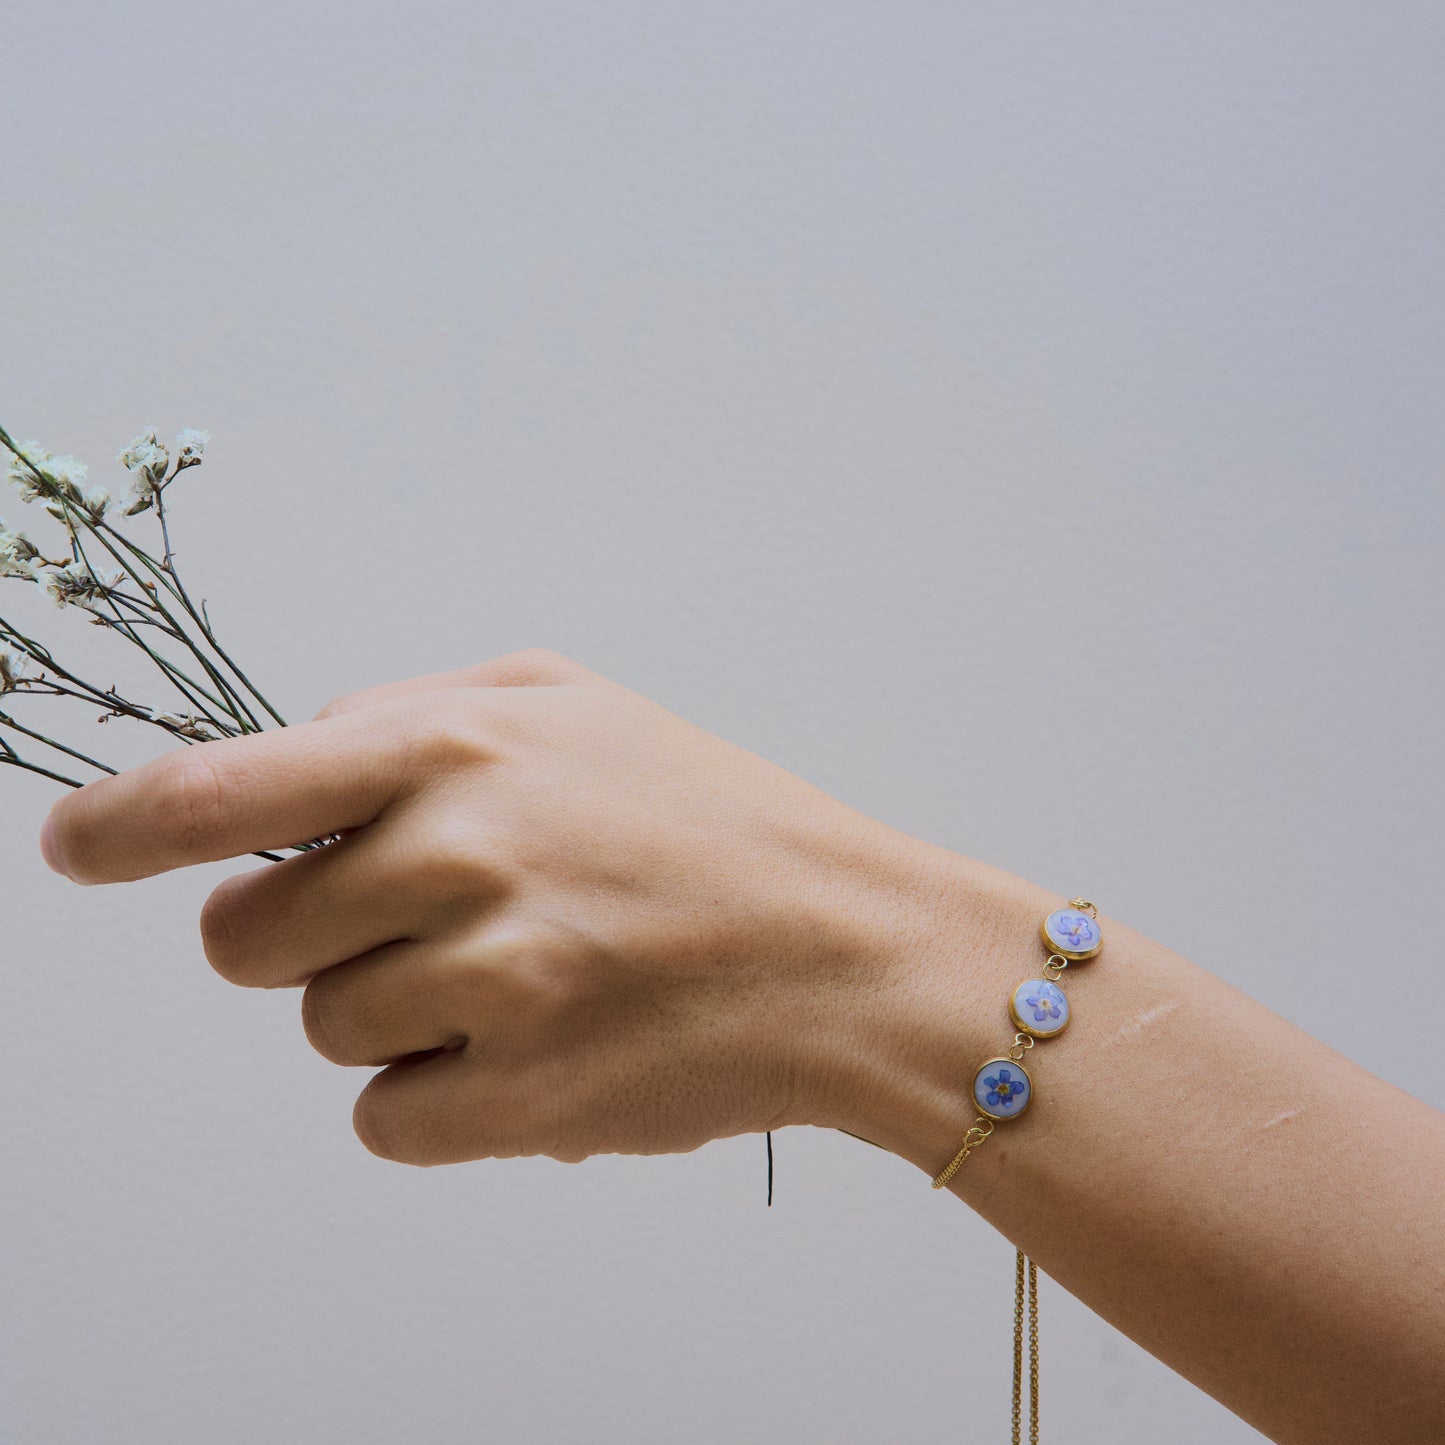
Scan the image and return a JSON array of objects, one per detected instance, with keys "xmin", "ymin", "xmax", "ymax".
[
  {"xmin": 1041, "ymin": 906, "xmax": 1102, "ymax": 960},
  {"xmin": 972, "ymin": 1057, "xmax": 1033, "ymax": 1120},
  {"xmin": 1010, "ymin": 978, "xmax": 1070, "ymax": 1038}
]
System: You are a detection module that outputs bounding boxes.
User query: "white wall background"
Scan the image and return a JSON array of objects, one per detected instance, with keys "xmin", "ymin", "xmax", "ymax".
[{"xmin": 2, "ymin": 4, "xmax": 1442, "ymax": 1442}]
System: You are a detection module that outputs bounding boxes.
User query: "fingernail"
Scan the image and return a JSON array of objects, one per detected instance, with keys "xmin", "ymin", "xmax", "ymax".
[{"xmin": 39, "ymin": 814, "xmax": 69, "ymax": 878}]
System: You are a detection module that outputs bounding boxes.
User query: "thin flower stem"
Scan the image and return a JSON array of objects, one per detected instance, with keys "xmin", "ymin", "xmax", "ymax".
[
  {"xmin": 87, "ymin": 605, "xmax": 237, "ymax": 734},
  {"xmin": 62, "ymin": 527, "xmax": 242, "ymax": 733},
  {"xmin": 0, "ymin": 752, "xmax": 86, "ymax": 788},
  {"xmin": 103, "ymin": 509, "xmax": 286, "ymax": 728},
  {"xmin": 0, "ymin": 710, "xmax": 118, "ymax": 774},
  {"xmin": 0, "ymin": 615, "xmax": 177, "ymax": 723},
  {"xmin": 69, "ymin": 517, "xmax": 263, "ymax": 732},
  {"xmin": 20, "ymin": 680, "xmax": 238, "ymax": 740}
]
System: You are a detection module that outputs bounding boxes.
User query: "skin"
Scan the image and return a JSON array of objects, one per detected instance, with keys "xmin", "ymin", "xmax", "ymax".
[{"xmin": 38, "ymin": 649, "xmax": 1445, "ymax": 1444}]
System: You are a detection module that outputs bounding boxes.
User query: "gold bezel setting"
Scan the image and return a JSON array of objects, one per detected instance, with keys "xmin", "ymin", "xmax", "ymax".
[
  {"xmin": 972, "ymin": 1056, "xmax": 1033, "ymax": 1121},
  {"xmin": 1010, "ymin": 978, "xmax": 1070, "ymax": 1039},
  {"xmin": 1040, "ymin": 906, "xmax": 1103, "ymax": 961}
]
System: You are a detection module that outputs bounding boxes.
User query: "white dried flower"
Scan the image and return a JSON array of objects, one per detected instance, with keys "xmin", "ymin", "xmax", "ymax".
[
  {"xmin": 175, "ymin": 428, "xmax": 209, "ymax": 463},
  {"xmin": 0, "ymin": 523, "xmax": 40, "ymax": 578},
  {"xmin": 117, "ymin": 429, "xmax": 170, "ymax": 489},
  {"xmin": 4, "ymin": 441, "xmax": 48, "ymax": 499},
  {"xmin": 45, "ymin": 485, "xmax": 110, "ymax": 526},
  {"xmin": 153, "ymin": 711, "xmax": 216, "ymax": 740},
  {"xmin": 46, "ymin": 454, "xmax": 88, "ymax": 495},
  {"xmin": 43, "ymin": 560, "xmax": 124, "ymax": 612},
  {"xmin": 0, "ymin": 647, "xmax": 33, "ymax": 692},
  {"xmin": 6, "ymin": 441, "xmax": 87, "ymax": 506},
  {"xmin": 121, "ymin": 476, "xmax": 157, "ymax": 516}
]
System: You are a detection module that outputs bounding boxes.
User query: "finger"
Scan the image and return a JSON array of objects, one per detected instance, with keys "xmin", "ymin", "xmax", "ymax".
[
  {"xmin": 41, "ymin": 699, "xmax": 437, "ymax": 885},
  {"xmin": 352, "ymin": 1046, "xmax": 569, "ymax": 1166},
  {"xmin": 313, "ymin": 647, "xmax": 597, "ymax": 721},
  {"xmin": 301, "ymin": 939, "xmax": 480, "ymax": 1066},
  {"xmin": 200, "ymin": 807, "xmax": 508, "ymax": 988}
]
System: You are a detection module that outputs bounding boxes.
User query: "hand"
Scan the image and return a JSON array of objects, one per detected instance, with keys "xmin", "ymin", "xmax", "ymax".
[{"xmin": 39, "ymin": 650, "xmax": 974, "ymax": 1166}]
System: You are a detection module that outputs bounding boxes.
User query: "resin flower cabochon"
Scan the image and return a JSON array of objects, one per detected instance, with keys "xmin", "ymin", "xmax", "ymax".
[
  {"xmin": 1041, "ymin": 907, "xmax": 1102, "ymax": 960},
  {"xmin": 973, "ymin": 1058, "xmax": 1033, "ymax": 1120},
  {"xmin": 1011, "ymin": 978, "xmax": 1070, "ymax": 1038}
]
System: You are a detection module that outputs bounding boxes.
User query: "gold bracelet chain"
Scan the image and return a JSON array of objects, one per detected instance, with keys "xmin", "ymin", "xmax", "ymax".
[{"xmin": 931, "ymin": 896, "xmax": 1104, "ymax": 1445}]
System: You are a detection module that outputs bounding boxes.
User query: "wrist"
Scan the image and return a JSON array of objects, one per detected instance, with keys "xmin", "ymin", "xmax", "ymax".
[{"xmin": 803, "ymin": 832, "xmax": 1056, "ymax": 1179}]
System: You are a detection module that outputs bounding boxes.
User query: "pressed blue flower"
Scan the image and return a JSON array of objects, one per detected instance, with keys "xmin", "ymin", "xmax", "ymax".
[
  {"xmin": 1024, "ymin": 982, "xmax": 1065, "ymax": 1023},
  {"xmin": 984, "ymin": 1066, "xmax": 1025, "ymax": 1109},
  {"xmin": 1055, "ymin": 911, "xmax": 1098, "ymax": 949}
]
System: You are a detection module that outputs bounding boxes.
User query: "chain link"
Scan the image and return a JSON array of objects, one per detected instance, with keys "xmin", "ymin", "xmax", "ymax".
[{"xmin": 1007, "ymin": 1032, "xmax": 1036, "ymax": 1063}]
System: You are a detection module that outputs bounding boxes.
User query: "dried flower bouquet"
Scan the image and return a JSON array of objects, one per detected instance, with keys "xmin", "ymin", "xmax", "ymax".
[{"xmin": 0, "ymin": 420, "xmax": 292, "ymax": 856}]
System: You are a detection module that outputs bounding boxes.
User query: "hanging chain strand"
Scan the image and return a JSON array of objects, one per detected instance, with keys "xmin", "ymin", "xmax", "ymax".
[
  {"xmin": 931, "ymin": 897, "xmax": 1101, "ymax": 1445},
  {"xmin": 1012, "ymin": 1250, "xmax": 1025, "ymax": 1445},
  {"xmin": 1028, "ymin": 1255, "xmax": 1040, "ymax": 1445}
]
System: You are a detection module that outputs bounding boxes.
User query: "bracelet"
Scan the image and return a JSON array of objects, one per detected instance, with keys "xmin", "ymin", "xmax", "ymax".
[
  {"xmin": 930, "ymin": 895, "xmax": 1103, "ymax": 1445},
  {"xmin": 931, "ymin": 896, "xmax": 1103, "ymax": 1187}
]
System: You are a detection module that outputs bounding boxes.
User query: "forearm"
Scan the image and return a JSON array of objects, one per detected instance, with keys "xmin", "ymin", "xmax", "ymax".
[{"xmin": 816, "ymin": 839, "xmax": 1445, "ymax": 1445}]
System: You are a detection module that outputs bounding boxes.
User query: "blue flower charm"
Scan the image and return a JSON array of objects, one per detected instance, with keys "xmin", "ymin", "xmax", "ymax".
[
  {"xmin": 973, "ymin": 1057, "xmax": 1033, "ymax": 1118},
  {"xmin": 1011, "ymin": 977, "xmax": 1071, "ymax": 1037},
  {"xmin": 1044, "ymin": 907, "xmax": 1101, "ymax": 956},
  {"xmin": 1024, "ymin": 982, "xmax": 1065, "ymax": 1023},
  {"xmin": 984, "ymin": 1067, "xmax": 1024, "ymax": 1109}
]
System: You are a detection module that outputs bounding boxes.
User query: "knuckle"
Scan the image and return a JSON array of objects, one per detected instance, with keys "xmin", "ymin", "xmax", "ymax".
[
  {"xmin": 484, "ymin": 647, "xmax": 582, "ymax": 686},
  {"xmin": 313, "ymin": 691, "xmax": 359, "ymax": 722},
  {"xmin": 408, "ymin": 821, "xmax": 511, "ymax": 903},
  {"xmin": 407, "ymin": 695, "xmax": 497, "ymax": 766},
  {"xmin": 153, "ymin": 749, "xmax": 229, "ymax": 857}
]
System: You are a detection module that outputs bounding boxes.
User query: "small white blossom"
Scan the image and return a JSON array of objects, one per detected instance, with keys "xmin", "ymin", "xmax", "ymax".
[
  {"xmin": 121, "ymin": 476, "xmax": 157, "ymax": 515},
  {"xmin": 43, "ymin": 560, "xmax": 124, "ymax": 612},
  {"xmin": 46, "ymin": 454, "xmax": 88, "ymax": 494},
  {"xmin": 45, "ymin": 485, "xmax": 110, "ymax": 526},
  {"xmin": 0, "ymin": 647, "xmax": 34, "ymax": 692},
  {"xmin": 6, "ymin": 441, "xmax": 86, "ymax": 505},
  {"xmin": 175, "ymin": 428, "xmax": 209, "ymax": 463},
  {"xmin": 0, "ymin": 523, "xmax": 40, "ymax": 579},
  {"xmin": 117, "ymin": 429, "xmax": 170, "ymax": 489},
  {"xmin": 153, "ymin": 711, "xmax": 216, "ymax": 740},
  {"xmin": 5, "ymin": 440, "xmax": 51, "ymax": 497}
]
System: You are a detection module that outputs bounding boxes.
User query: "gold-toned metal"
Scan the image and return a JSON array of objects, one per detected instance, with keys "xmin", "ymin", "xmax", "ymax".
[
  {"xmin": 1027, "ymin": 1255, "xmax": 1040, "ymax": 1445},
  {"xmin": 974, "ymin": 1054, "xmax": 1033, "ymax": 1117},
  {"xmin": 1006, "ymin": 1032, "xmax": 1036, "ymax": 1063},
  {"xmin": 930, "ymin": 1116, "xmax": 994, "ymax": 1188},
  {"xmin": 1011, "ymin": 1251, "xmax": 1041, "ymax": 1445},
  {"xmin": 1012, "ymin": 1251, "xmax": 1025, "ymax": 1445},
  {"xmin": 1040, "ymin": 907, "xmax": 1103, "ymax": 965},
  {"xmin": 931, "ymin": 896, "xmax": 1099, "ymax": 1444},
  {"xmin": 1010, "ymin": 979, "xmax": 1071, "ymax": 1039},
  {"xmin": 1011, "ymin": 1248, "xmax": 1046, "ymax": 1439}
]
